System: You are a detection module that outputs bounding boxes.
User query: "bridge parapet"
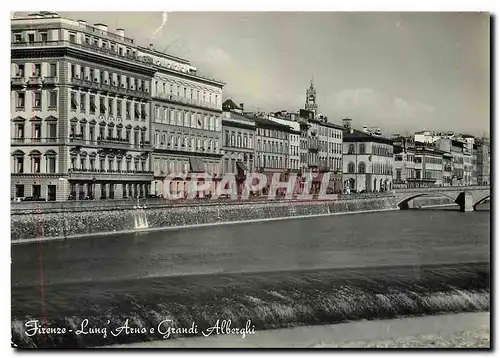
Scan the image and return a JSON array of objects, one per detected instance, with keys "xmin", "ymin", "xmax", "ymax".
[{"xmin": 393, "ymin": 186, "xmax": 490, "ymax": 212}]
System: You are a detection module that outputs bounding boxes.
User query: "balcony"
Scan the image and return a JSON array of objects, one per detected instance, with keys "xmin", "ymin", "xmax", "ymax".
[
  {"xmin": 97, "ymin": 136, "xmax": 131, "ymax": 149},
  {"xmin": 153, "ymin": 92, "xmax": 221, "ymax": 111},
  {"xmin": 11, "ymin": 76, "xmax": 26, "ymax": 87},
  {"xmin": 12, "ymin": 40, "xmax": 153, "ymax": 70},
  {"xmin": 42, "ymin": 76, "xmax": 57, "ymax": 86},
  {"xmin": 69, "ymin": 134, "xmax": 86, "ymax": 144},
  {"xmin": 27, "ymin": 76, "xmax": 42, "ymax": 87},
  {"xmin": 68, "ymin": 168, "xmax": 154, "ymax": 182},
  {"xmin": 11, "ymin": 137, "xmax": 59, "ymax": 144}
]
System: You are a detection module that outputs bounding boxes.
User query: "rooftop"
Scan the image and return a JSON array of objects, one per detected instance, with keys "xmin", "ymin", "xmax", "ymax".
[
  {"xmin": 253, "ymin": 116, "xmax": 293, "ymax": 131},
  {"xmin": 343, "ymin": 128, "xmax": 394, "ymax": 144}
]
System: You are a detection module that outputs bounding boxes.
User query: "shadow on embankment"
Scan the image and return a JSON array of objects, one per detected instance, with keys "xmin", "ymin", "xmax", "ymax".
[{"xmin": 12, "ymin": 261, "xmax": 489, "ymax": 348}]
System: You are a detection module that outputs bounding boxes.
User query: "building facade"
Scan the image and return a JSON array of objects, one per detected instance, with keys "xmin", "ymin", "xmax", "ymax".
[
  {"xmin": 476, "ymin": 138, "xmax": 490, "ymax": 185},
  {"xmin": 254, "ymin": 116, "xmax": 290, "ymax": 194},
  {"xmin": 413, "ymin": 144, "xmax": 445, "ymax": 188},
  {"xmin": 141, "ymin": 46, "xmax": 224, "ymax": 197},
  {"xmin": 267, "ymin": 111, "xmax": 301, "ymax": 171},
  {"xmin": 342, "ymin": 119, "xmax": 394, "ymax": 193},
  {"xmin": 221, "ymin": 100, "xmax": 255, "ymax": 177},
  {"xmin": 392, "ymin": 137, "xmax": 416, "ymax": 188},
  {"xmin": 11, "ymin": 13, "xmax": 155, "ymax": 201}
]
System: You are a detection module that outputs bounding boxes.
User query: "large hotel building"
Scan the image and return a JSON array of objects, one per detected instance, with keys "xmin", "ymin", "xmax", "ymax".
[
  {"xmin": 10, "ymin": 12, "xmax": 224, "ymax": 201},
  {"xmin": 138, "ymin": 45, "xmax": 224, "ymax": 197},
  {"xmin": 11, "ymin": 12, "xmax": 155, "ymax": 201}
]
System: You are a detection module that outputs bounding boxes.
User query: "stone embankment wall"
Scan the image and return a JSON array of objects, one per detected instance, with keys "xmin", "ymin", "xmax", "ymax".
[{"xmin": 11, "ymin": 196, "xmax": 398, "ymax": 242}]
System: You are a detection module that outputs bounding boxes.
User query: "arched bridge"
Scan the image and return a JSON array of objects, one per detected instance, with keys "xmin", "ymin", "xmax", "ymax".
[{"xmin": 394, "ymin": 186, "xmax": 490, "ymax": 212}]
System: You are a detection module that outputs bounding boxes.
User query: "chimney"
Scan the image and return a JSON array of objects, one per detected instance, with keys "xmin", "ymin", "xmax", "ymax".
[
  {"xmin": 78, "ymin": 19, "xmax": 87, "ymax": 27},
  {"xmin": 240, "ymin": 103, "xmax": 244, "ymax": 111},
  {"xmin": 94, "ymin": 23, "xmax": 108, "ymax": 33},
  {"xmin": 342, "ymin": 118, "xmax": 352, "ymax": 131},
  {"xmin": 149, "ymin": 43, "xmax": 154, "ymax": 50},
  {"xmin": 116, "ymin": 28, "xmax": 125, "ymax": 38}
]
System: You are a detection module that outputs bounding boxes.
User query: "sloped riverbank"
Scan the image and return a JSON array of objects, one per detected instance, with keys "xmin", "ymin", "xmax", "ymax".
[{"xmin": 11, "ymin": 196, "xmax": 399, "ymax": 242}]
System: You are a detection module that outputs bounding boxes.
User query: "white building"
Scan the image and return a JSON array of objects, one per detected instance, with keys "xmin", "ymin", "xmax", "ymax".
[{"xmin": 342, "ymin": 118, "xmax": 394, "ymax": 192}]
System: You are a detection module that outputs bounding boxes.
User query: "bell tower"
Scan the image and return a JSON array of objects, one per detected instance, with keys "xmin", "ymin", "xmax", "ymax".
[{"xmin": 305, "ymin": 77, "xmax": 318, "ymax": 116}]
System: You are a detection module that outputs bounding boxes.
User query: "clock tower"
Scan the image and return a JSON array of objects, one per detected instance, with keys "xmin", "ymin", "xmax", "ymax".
[{"xmin": 305, "ymin": 77, "xmax": 318, "ymax": 116}]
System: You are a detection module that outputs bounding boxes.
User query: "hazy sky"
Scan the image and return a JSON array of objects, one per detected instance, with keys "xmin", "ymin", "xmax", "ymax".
[{"xmin": 35, "ymin": 12, "xmax": 490, "ymax": 136}]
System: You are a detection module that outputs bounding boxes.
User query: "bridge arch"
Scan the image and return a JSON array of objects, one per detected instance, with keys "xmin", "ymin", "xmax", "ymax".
[
  {"xmin": 397, "ymin": 192, "xmax": 458, "ymax": 209},
  {"xmin": 473, "ymin": 194, "xmax": 491, "ymax": 209}
]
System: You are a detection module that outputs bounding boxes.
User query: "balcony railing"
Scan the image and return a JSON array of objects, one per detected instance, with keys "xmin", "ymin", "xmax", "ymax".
[
  {"xmin": 27, "ymin": 76, "xmax": 42, "ymax": 86},
  {"xmin": 11, "ymin": 77, "xmax": 26, "ymax": 86},
  {"xmin": 97, "ymin": 137, "xmax": 131, "ymax": 149},
  {"xmin": 11, "ymin": 137, "xmax": 58, "ymax": 144},
  {"xmin": 153, "ymin": 92, "xmax": 221, "ymax": 111},
  {"xmin": 42, "ymin": 76, "xmax": 57, "ymax": 85},
  {"xmin": 12, "ymin": 40, "xmax": 153, "ymax": 69},
  {"xmin": 69, "ymin": 77, "xmax": 150, "ymax": 99},
  {"xmin": 70, "ymin": 168, "xmax": 153, "ymax": 175},
  {"xmin": 68, "ymin": 169, "xmax": 154, "ymax": 181}
]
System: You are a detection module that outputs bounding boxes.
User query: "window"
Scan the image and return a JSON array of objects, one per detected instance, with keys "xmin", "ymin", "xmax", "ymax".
[
  {"xmin": 16, "ymin": 123, "xmax": 24, "ymax": 140},
  {"xmin": 16, "ymin": 64, "xmax": 24, "ymax": 77},
  {"xmin": 117, "ymin": 100, "xmax": 122, "ymax": 117},
  {"xmin": 49, "ymin": 63, "xmax": 57, "ymax": 77},
  {"xmin": 78, "ymin": 93, "xmax": 85, "ymax": 112},
  {"xmin": 15, "ymin": 184, "xmax": 24, "ymax": 198},
  {"xmin": 348, "ymin": 144, "xmax": 355, "ymax": 154},
  {"xmin": 134, "ymin": 103, "xmax": 140, "ymax": 119},
  {"xmin": 16, "ymin": 92, "xmax": 25, "ymax": 108},
  {"xmin": 32, "ymin": 185, "xmax": 41, "ymax": 198},
  {"xmin": 80, "ymin": 123, "xmax": 86, "ymax": 140},
  {"xmin": 34, "ymin": 64, "xmax": 41, "ymax": 77},
  {"xmin": 126, "ymin": 102, "xmax": 131, "ymax": 118},
  {"xmin": 28, "ymin": 33, "xmax": 35, "ymax": 43},
  {"xmin": 34, "ymin": 92, "xmax": 42, "ymax": 108},
  {"xmin": 100, "ymin": 97, "xmax": 106, "ymax": 115},
  {"xmin": 359, "ymin": 144, "xmax": 366, "ymax": 155},
  {"xmin": 47, "ymin": 156, "xmax": 56, "ymax": 173},
  {"xmin": 32, "ymin": 156, "xmax": 41, "ymax": 173},
  {"xmin": 69, "ymin": 33, "xmax": 76, "ymax": 43},
  {"xmin": 48, "ymin": 123, "xmax": 56, "ymax": 141},
  {"xmin": 89, "ymin": 95, "xmax": 96, "ymax": 114},
  {"xmin": 108, "ymin": 98, "xmax": 114, "ymax": 116},
  {"xmin": 14, "ymin": 33, "xmax": 22, "ymax": 43},
  {"xmin": 49, "ymin": 91, "xmax": 57, "ymax": 108},
  {"xmin": 71, "ymin": 92, "xmax": 78, "ymax": 110},
  {"xmin": 358, "ymin": 162, "xmax": 366, "ymax": 174},
  {"xmin": 347, "ymin": 162, "xmax": 355, "ymax": 173}
]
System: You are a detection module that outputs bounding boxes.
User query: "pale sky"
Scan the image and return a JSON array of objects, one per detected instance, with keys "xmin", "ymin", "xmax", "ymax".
[{"xmin": 21, "ymin": 12, "xmax": 490, "ymax": 136}]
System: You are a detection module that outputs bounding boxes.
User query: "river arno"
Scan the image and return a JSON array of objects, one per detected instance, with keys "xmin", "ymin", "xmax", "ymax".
[
  {"xmin": 11, "ymin": 205, "xmax": 490, "ymax": 348},
  {"xmin": 12, "ymin": 205, "xmax": 489, "ymax": 287}
]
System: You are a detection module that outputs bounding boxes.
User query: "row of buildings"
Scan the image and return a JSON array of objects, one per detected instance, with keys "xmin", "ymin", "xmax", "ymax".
[{"xmin": 10, "ymin": 12, "xmax": 490, "ymax": 200}]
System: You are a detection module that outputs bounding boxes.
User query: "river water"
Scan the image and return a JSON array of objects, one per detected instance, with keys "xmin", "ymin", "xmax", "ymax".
[
  {"xmin": 12, "ymin": 205, "xmax": 490, "ymax": 287},
  {"xmin": 11, "ymin": 205, "xmax": 490, "ymax": 348}
]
